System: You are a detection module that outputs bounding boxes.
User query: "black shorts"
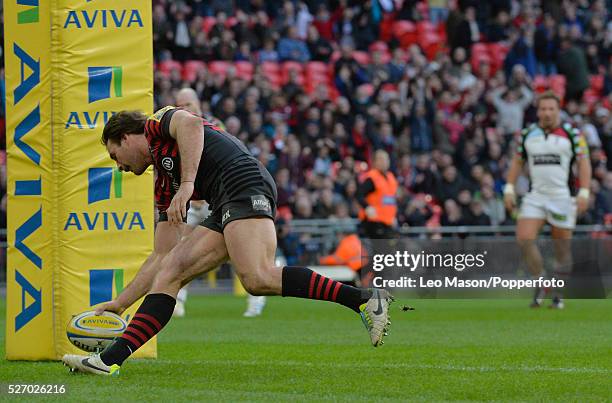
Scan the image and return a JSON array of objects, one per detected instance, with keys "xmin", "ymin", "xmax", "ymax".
[{"xmin": 199, "ymin": 158, "xmax": 278, "ymax": 233}]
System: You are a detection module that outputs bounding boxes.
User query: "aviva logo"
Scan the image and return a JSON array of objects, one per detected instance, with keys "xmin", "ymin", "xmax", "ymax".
[
  {"xmin": 88, "ymin": 167, "xmax": 122, "ymax": 204},
  {"xmin": 63, "ymin": 168, "xmax": 145, "ymax": 231},
  {"xmin": 89, "ymin": 269, "xmax": 124, "ymax": 306},
  {"xmin": 17, "ymin": 0, "xmax": 39, "ymax": 24},
  {"xmin": 88, "ymin": 66, "xmax": 122, "ymax": 103}
]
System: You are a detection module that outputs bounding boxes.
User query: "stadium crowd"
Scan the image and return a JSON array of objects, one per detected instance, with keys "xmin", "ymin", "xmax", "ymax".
[{"xmin": 150, "ymin": 0, "xmax": 612, "ymax": 240}]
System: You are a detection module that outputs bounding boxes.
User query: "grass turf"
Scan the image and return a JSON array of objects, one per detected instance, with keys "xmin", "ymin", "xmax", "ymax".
[{"xmin": 1, "ymin": 295, "xmax": 611, "ymax": 402}]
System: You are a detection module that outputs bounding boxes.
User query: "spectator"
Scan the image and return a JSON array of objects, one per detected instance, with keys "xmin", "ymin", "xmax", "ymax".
[
  {"xmin": 306, "ymin": 25, "xmax": 333, "ymax": 62},
  {"xmin": 451, "ymin": 6, "xmax": 479, "ymax": 53},
  {"xmin": 557, "ymin": 38, "xmax": 590, "ymax": 102},
  {"xmin": 490, "ymin": 84, "xmax": 533, "ymax": 137},
  {"xmin": 277, "ymin": 26, "xmax": 311, "ymax": 62},
  {"xmin": 534, "ymin": 13, "xmax": 559, "ymax": 76}
]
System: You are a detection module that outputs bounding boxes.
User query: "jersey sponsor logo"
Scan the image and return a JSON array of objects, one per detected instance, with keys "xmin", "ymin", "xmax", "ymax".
[
  {"xmin": 251, "ymin": 195, "xmax": 271, "ymax": 213},
  {"xmin": 161, "ymin": 157, "xmax": 174, "ymax": 171},
  {"xmin": 150, "ymin": 106, "xmax": 176, "ymax": 122},
  {"xmin": 532, "ymin": 154, "xmax": 561, "ymax": 165}
]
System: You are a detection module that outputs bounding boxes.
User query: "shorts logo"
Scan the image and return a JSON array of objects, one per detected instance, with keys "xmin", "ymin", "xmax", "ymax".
[
  {"xmin": 222, "ymin": 210, "xmax": 231, "ymax": 224},
  {"xmin": 551, "ymin": 212, "xmax": 567, "ymax": 221},
  {"xmin": 251, "ymin": 195, "xmax": 271, "ymax": 213},
  {"xmin": 161, "ymin": 157, "xmax": 174, "ymax": 171}
]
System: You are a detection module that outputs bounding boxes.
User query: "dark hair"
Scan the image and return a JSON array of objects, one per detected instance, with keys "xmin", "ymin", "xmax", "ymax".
[
  {"xmin": 536, "ymin": 91, "xmax": 561, "ymax": 107},
  {"xmin": 101, "ymin": 110, "xmax": 147, "ymax": 145}
]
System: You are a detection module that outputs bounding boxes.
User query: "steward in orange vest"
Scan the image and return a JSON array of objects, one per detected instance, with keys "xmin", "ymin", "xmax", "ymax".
[{"xmin": 358, "ymin": 151, "xmax": 398, "ymax": 227}]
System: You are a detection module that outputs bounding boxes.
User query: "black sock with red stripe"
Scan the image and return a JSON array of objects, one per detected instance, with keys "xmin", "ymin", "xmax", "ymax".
[
  {"xmin": 100, "ymin": 293, "xmax": 175, "ymax": 366},
  {"xmin": 281, "ymin": 266, "xmax": 372, "ymax": 313}
]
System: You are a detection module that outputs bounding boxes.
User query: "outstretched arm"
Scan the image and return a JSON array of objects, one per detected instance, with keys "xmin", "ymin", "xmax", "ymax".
[
  {"xmin": 166, "ymin": 110, "xmax": 205, "ymax": 225},
  {"xmin": 94, "ymin": 221, "xmax": 183, "ymax": 315}
]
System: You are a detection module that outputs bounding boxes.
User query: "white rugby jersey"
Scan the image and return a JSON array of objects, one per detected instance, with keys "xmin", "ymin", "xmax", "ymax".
[{"xmin": 517, "ymin": 122, "xmax": 588, "ymax": 196}]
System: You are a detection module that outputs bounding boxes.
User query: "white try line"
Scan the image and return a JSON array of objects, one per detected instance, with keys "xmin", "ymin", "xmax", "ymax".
[{"xmin": 151, "ymin": 359, "xmax": 611, "ymax": 375}]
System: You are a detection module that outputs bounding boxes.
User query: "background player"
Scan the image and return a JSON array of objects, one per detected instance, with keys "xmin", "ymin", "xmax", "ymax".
[
  {"xmin": 503, "ymin": 91, "xmax": 591, "ymax": 308},
  {"xmin": 62, "ymin": 106, "xmax": 393, "ymax": 375}
]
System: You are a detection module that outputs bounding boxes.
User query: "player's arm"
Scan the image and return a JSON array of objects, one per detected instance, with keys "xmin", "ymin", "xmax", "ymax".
[
  {"xmin": 94, "ymin": 222, "xmax": 183, "ymax": 315},
  {"xmin": 504, "ymin": 152, "xmax": 524, "ymax": 211},
  {"xmin": 166, "ymin": 110, "xmax": 205, "ymax": 225},
  {"xmin": 575, "ymin": 137, "xmax": 592, "ymax": 215}
]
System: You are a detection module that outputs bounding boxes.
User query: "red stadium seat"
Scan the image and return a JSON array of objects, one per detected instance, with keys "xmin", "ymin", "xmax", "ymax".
[
  {"xmin": 158, "ymin": 60, "xmax": 182, "ymax": 75},
  {"xmin": 305, "ymin": 61, "xmax": 327, "ymax": 75},
  {"xmin": 182, "ymin": 60, "xmax": 206, "ymax": 82},
  {"xmin": 549, "ymin": 74, "xmax": 566, "ymax": 100},
  {"xmin": 392, "ymin": 20, "xmax": 418, "ymax": 48},
  {"xmin": 416, "ymin": 21, "xmax": 436, "ymax": 35},
  {"xmin": 379, "ymin": 13, "xmax": 396, "ymax": 42},
  {"xmin": 471, "ymin": 43, "xmax": 488, "ymax": 57},
  {"xmin": 201, "ymin": 17, "xmax": 216, "ymax": 33},
  {"xmin": 235, "ymin": 61, "xmax": 254, "ymax": 80},
  {"xmin": 369, "ymin": 41, "xmax": 389, "ymax": 53},
  {"xmin": 208, "ymin": 61, "xmax": 231, "ymax": 81},
  {"xmin": 533, "ymin": 75, "xmax": 549, "ymax": 92},
  {"xmin": 352, "ymin": 51, "xmax": 371, "ymax": 65},
  {"xmin": 261, "ymin": 61, "xmax": 280, "ymax": 75},
  {"xmin": 419, "ymin": 32, "xmax": 443, "ymax": 60},
  {"xmin": 590, "ymin": 74, "xmax": 604, "ymax": 94},
  {"xmin": 281, "ymin": 61, "xmax": 304, "ymax": 84},
  {"xmin": 392, "ymin": 20, "xmax": 416, "ymax": 38}
]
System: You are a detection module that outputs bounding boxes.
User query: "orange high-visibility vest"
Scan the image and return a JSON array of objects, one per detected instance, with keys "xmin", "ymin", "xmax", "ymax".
[
  {"xmin": 358, "ymin": 169, "xmax": 398, "ymax": 226},
  {"xmin": 319, "ymin": 234, "xmax": 364, "ymax": 271}
]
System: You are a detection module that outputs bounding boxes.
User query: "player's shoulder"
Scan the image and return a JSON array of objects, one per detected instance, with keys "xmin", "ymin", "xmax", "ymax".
[{"xmin": 148, "ymin": 105, "xmax": 177, "ymax": 123}]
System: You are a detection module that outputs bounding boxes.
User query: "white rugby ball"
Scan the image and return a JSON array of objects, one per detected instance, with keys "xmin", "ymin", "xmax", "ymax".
[{"xmin": 66, "ymin": 311, "xmax": 127, "ymax": 353}]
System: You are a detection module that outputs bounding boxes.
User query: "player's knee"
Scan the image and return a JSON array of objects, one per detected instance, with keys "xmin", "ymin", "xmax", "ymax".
[{"xmin": 238, "ymin": 266, "xmax": 274, "ymax": 295}]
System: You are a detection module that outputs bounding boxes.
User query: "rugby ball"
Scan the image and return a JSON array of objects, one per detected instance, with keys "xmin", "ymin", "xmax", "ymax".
[{"xmin": 66, "ymin": 311, "xmax": 127, "ymax": 353}]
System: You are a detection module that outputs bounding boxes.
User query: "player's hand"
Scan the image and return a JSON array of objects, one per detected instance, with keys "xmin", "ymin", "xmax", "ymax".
[
  {"xmin": 94, "ymin": 300, "xmax": 125, "ymax": 316},
  {"xmin": 576, "ymin": 195, "xmax": 589, "ymax": 215},
  {"xmin": 503, "ymin": 193, "xmax": 516, "ymax": 212},
  {"xmin": 167, "ymin": 181, "xmax": 194, "ymax": 226}
]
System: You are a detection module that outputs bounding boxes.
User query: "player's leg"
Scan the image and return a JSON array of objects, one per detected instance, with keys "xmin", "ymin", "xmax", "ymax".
[
  {"xmin": 546, "ymin": 196, "xmax": 576, "ymax": 309},
  {"xmin": 516, "ymin": 217, "xmax": 546, "ymax": 306},
  {"xmin": 223, "ymin": 217, "xmax": 392, "ymax": 346},
  {"xmin": 98, "ymin": 225, "xmax": 228, "ymax": 369}
]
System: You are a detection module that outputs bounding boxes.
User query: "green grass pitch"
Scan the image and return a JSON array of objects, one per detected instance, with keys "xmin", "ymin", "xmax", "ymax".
[{"xmin": 1, "ymin": 295, "xmax": 611, "ymax": 402}]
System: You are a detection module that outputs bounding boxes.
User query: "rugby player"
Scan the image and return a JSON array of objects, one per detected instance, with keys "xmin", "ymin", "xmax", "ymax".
[
  {"xmin": 174, "ymin": 87, "xmax": 267, "ymax": 318},
  {"xmin": 503, "ymin": 91, "xmax": 591, "ymax": 308},
  {"xmin": 62, "ymin": 106, "xmax": 393, "ymax": 375}
]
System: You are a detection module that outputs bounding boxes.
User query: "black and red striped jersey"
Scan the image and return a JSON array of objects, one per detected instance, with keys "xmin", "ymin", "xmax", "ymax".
[{"xmin": 144, "ymin": 106, "xmax": 255, "ymax": 215}]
